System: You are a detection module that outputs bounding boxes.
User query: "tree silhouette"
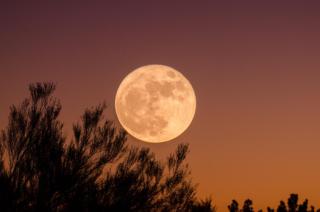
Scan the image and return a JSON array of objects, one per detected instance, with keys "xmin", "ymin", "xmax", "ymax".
[
  {"xmin": 288, "ymin": 194, "xmax": 299, "ymax": 212},
  {"xmin": 277, "ymin": 200, "xmax": 287, "ymax": 212},
  {"xmin": 228, "ymin": 200, "xmax": 239, "ymax": 212},
  {"xmin": 0, "ymin": 83, "xmax": 214, "ymax": 212},
  {"xmin": 227, "ymin": 199, "xmax": 255, "ymax": 212},
  {"xmin": 242, "ymin": 199, "xmax": 254, "ymax": 212},
  {"xmin": 0, "ymin": 83, "xmax": 66, "ymax": 211},
  {"xmin": 228, "ymin": 194, "xmax": 319, "ymax": 212},
  {"xmin": 3, "ymin": 83, "xmax": 319, "ymax": 212},
  {"xmin": 191, "ymin": 198, "xmax": 215, "ymax": 212}
]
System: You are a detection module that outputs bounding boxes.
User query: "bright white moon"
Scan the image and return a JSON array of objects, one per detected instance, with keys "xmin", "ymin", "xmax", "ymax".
[{"xmin": 115, "ymin": 64, "xmax": 196, "ymax": 143}]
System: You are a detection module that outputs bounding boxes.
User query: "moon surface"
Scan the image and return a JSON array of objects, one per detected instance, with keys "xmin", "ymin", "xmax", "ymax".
[{"xmin": 115, "ymin": 64, "xmax": 196, "ymax": 143}]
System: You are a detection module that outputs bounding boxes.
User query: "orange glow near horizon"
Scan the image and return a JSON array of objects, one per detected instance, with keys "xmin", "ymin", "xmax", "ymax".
[{"xmin": 1, "ymin": 1, "xmax": 320, "ymax": 211}]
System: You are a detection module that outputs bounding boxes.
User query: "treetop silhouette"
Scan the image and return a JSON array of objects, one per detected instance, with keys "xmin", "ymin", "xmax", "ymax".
[
  {"xmin": 1, "ymin": 83, "xmax": 317, "ymax": 212},
  {"xmin": 228, "ymin": 194, "xmax": 319, "ymax": 212},
  {"xmin": 0, "ymin": 82, "xmax": 213, "ymax": 212}
]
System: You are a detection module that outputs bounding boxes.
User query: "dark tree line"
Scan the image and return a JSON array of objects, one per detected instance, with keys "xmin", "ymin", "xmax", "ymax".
[
  {"xmin": 1, "ymin": 83, "xmax": 317, "ymax": 212},
  {"xmin": 228, "ymin": 194, "xmax": 320, "ymax": 212},
  {"xmin": 0, "ymin": 83, "xmax": 214, "ymax": 212}
]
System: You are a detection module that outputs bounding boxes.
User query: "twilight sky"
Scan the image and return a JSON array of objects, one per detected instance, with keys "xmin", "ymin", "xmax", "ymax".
[{"xmin": 1, "ymin": 1, "xmax": 320, "ymax": 210}]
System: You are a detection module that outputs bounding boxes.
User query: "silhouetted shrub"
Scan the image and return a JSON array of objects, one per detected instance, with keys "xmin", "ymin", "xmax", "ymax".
[
  {"xmin": 288, "ymin": 194, "xmax": 299, "ymax": 212},
  {"xmin": 277, "ymin": 200, "xmax": 287, "ymax": 212},
  {"xmin": 228, "ymin": 200, "xmax": 239, "ymax": 212},
  {"xmin": 0, "ymin": 83, "xmax": 214, "ymax": 212},
  {"xmin": 228, "ymin": 194, "xmax": 318, "ymax": 212},
  {"xmin": 242, "ymin": 199, "xmax": 254, "ymax": 212}
]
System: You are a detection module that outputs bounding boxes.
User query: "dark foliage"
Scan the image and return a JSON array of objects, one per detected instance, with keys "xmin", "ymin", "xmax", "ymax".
[
  {"xmin": 228, "ymin": 200, "xmax": 239, "ymax": 212},
  {"xmin": 1, "ymin": 83, "xmax": 317, "ymax": 212},
  {"xmin": 227, "ymin": 199, "xmax": 254, "ymax": 212},
  {"xmin": 242, "ymin": 199, "xmax": 254, "ymax": 212},
  {"xmin": 0, "ymin": 83, "xmax": 214, "ymax": 212},
  {"xmin": 228, "ymin": 194, "xmax": 320, "ymax": 212}
]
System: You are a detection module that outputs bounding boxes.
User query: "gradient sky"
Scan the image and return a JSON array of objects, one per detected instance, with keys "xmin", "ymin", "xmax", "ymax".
[{"xmin": 1, "ymin": 1, "xmax": 320, "ymax": 210}]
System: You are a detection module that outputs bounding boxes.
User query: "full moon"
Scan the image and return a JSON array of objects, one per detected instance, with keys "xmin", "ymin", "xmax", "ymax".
[{"xmin": 115, "ymin": 64, "xmax": 196, "ymax": 143}]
